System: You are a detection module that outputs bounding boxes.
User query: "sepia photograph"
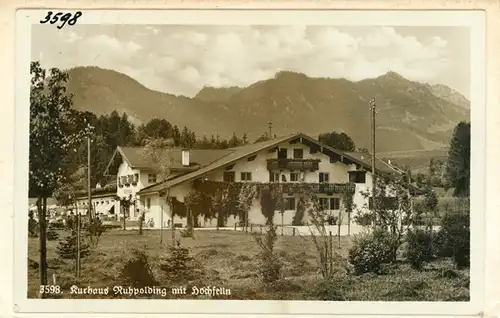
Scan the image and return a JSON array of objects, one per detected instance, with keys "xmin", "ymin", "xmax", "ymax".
[{"xmin": 13, "ymin": 8, "xmax": 486, "ymax": 316}]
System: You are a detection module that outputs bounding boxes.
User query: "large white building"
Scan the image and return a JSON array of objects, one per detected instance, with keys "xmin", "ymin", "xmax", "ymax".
[{"xmin": 102, "ymin": 132, "xmax": 404, "ymax": 230}]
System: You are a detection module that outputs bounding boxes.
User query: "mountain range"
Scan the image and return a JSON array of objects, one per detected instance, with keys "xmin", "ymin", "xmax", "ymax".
[{"xmin": 65, "ymin": 66, "xmax": 470, "ymax": 153}]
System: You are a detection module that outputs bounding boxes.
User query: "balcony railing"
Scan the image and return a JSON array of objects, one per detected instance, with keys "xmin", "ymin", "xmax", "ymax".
[
  {"xmin": 282, "ymin": 182, "xmax": 356, "ymax": 194},
  {"xmin": 267, "ymin": 158, "xmax": 321, "ymax": 171}
]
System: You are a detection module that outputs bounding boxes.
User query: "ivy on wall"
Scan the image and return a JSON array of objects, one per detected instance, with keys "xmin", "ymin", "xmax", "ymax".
[{"xmin": 185, "ymin": 180, "xmax": 355, "ymax": 226}]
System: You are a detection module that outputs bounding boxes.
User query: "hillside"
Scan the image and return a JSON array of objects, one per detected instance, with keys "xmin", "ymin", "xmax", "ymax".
[
  {"xmin": 194, "ymin": 86, "xmax": 243, "ymax": 102},
  {"xmin": 65, "ymin": 67, "xmax": 470, "ymax": 153}
]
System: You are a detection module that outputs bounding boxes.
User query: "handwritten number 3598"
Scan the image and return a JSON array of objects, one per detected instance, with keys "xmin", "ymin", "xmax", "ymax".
[{"xmin": 39, "ymin": 11, "xmax": 82, "ymax": 29}]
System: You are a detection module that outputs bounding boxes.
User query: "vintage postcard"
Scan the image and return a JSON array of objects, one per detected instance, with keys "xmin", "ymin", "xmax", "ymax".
[{"xmin": 12, "ymin": 7, "xmax": 487, "ymax": 316}]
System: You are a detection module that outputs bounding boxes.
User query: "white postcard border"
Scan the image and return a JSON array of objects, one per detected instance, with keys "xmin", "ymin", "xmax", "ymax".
[{"xmin": 13, "ymin": 9, "xmax": 486, "ymax": 315}]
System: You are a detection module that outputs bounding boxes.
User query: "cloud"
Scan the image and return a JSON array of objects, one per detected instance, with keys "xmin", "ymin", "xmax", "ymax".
[{"xmin": 33, "ymin": 25, "xmax": 454, "ymax": 97}]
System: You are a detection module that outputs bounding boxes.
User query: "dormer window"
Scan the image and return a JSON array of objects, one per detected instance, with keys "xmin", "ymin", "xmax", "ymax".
[
  {"xmin": 349, "ymin": 171, "xmax": 366, "ymax": 183},
  {"xmin": 148, "ymin": 174, "xmax": 157, "ymax": 184},
  {"xmin": 293, "ymin": 148, "xmax": 304, "ymax": 159}
]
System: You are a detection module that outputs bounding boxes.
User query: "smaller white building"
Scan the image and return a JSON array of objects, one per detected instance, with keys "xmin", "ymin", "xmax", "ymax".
[{"xmin": 73, "ymin": 183, "xmax": 118, "ymax": 218}]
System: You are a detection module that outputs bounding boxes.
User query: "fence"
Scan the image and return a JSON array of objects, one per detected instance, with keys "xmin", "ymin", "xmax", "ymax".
[{"xmin": 233, "ymin": 223, "xmax": 367, "ymax": 236}]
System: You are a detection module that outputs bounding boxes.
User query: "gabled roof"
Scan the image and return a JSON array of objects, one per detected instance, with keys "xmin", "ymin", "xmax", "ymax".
[
  {"xmin": 104, "ymin": 146, "xmax": 233, "ymax": 175},
  {"xmin": 137, "ymin": 132, "xmax": 401, "ymax": 195}
]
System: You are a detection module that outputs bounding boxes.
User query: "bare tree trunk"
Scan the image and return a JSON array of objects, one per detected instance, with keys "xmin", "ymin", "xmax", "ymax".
[
  {"xmin": 139, "ymin": 211, "xmax": 144, "ymax": 235},
  {"xmin": 122, "ymin": 206, "xmax": 126, "ymax": 231},
  {"xmin": 38, "ymin": 197, "xmax": 47, "ymax": 298},
  {"xmin": 171, "ymin": 199, "xmax": 175, "ymax": 243}
]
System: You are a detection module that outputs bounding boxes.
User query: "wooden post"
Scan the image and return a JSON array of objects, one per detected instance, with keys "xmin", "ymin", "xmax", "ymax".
[
  {"xmin": 292, "ymin": 227, "xmax": 296, "ymax": 236},
  {"xmin": 87, "ymin": 137, "xmax": 92, "ymax": 222},
  {"xmin": 76, "ymin": 212, "xmax": 81, "ymax": 278},
  {"xmin": 160, "ymin": 202, "xmax": 164, "ymax": 243},
  {"xmin": 370, "ymin": 98, "xmax": 377, "ymax": 223},
  {"xmin": 260, "ymin": 224, "xmax": 262, "ymax": 234},
  {"xmin": 347, "ymin": 211, "xmax": 351, "ymax": 236},
  {"xmin": 38, "ymin": 197, "xmax": 47, "ymax": 298},
  {"xmin": 234, "ymin": 223, "xmax": 237, "ymax": 231}
]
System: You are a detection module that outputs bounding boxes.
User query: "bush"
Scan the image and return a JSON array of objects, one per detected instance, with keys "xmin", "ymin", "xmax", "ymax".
[
  {"xmin": 259, "ymin": 253, "xmax": 282, "ymax": 284},
  {"xmin": 56, "ymin": 230, "xmax": 90, "ymax": 260},
  {"xmin": 354, "ymin": 213, "xmax": 374, "ymax": 226},
  {"xmin": 437, "ymin": 212, "xmax": 470, "ymax": 269},
  {"xmin": 84, "ymin": 218, "xmax": 106, "ymax": 248},
  {"xmin": 160, "ymin": 241, "xmax": 197, "ymax": 282},
  {"xmin": 348, "ymin": 229, "xmax": 394, "ymax": 275},
  {"xmin": 28, "ymin": 211, "xmax": 38, "ymax": 237},
  {"xmin": 119, "ymin": 248, "xmax": 157, "ymax": 287},
  {"xmin": 404, "ymin": 228, "xmax": 434, "ymax": 270},
  {"xmin": 46, "ymin": 224, "xmax": 60, "ymax": 241},
  {"xmin": 253, "ymin": 226, "xmax": 282, "ymax": 283},
  {"xmin": 309, "ymin": 278, "xmax": 349, "ymax": 300}
]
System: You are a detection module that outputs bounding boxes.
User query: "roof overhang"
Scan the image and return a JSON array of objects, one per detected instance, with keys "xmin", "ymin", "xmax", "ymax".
[{"xmin": 136, "ymin": 133, "xmax": 401, "ymax": 196}]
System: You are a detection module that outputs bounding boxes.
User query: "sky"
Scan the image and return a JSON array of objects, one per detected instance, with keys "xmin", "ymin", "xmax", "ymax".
[{"xmin": 32, "ymin": 25, "xmax": 470, "ymax": 99}]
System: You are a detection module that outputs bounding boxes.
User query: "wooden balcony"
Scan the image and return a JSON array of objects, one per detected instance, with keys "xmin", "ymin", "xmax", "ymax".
[
  {"xmin": 282, "ymin": 182, "xmax": 356, "ymax": 194},
  {"xmin": 267, "ymin": 158, "xmax": 321, "ymax": 171}
]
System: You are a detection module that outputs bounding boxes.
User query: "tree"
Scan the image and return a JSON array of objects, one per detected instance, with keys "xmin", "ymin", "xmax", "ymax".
[
  {"xmin": 254, "ymin": 133, "xmax": 271, "ymax": 143},
  {"xmin": 135, "ymin": 118, "xmax": 173, "ymax": 145},
  {"xmin": 30, "ymin": 62, "xmax": 92, "ymax": 291},
  {"xmin": 444, "ymin": 122, "xmax": 470, "ymax": 197},
  {"xmin": 318, "ymin": 132, "xmax": 356, "ymax": 151},
  {"xmin": 242, "ymin": 133, "xmax": 249, "ymax": 145},
  {"xmin": 141, "ymin": 137, "xmax": 174, "ymax": 242},
  {"xmin": 172, "ymin": 125, "xmax": 181, "ymax": 146},
  {"xmin": 228, "ymin": 132, "xmax": 241, "ymax": 148},
  {"xmin": 354, "ymin": 175, "xmax": 414, "ymax": 260}
]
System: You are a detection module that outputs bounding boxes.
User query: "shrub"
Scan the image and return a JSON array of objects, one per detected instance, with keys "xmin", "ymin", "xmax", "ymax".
[
  {"xmin": 46, "ymin": 224, "xmax": 60, "ymax": 241},
  {"xmin": 160, "ymin": 241, "xmax": 197, "ymax": 282},
  {"xmin": 309, "ymin": 278, "xmax": 349, "ymax": 300},
  {"xmin": 28, "ymin": 211, "xmax": 38, "ymax": 237},
  {"xmin": 348, "ymin": 229, "xmax": 394, "ymax": 275},
  {"xmin": 253, "ymin": 226, "xmax": 282, "ymax": 283},
  {"xmin": 119, "ymin": 248, "xmax": 157, "ymax": 287},
  {"xmin": 56, "ymin": 229, "xmax": 90, "ymax": 260},
  {"xmin": 354, "ymin": 213, "xmax": 373, "ymax": 226},
  {"xmin": 404, "ymin": 228, "xmax": 434, "ymax": 270},
  {"xmin": 436, "ymin": 212, "xmax": 470, "ymax": 269},
  {"xmin": 83, "ymin": 218, "xmax": 106, "ymax": 248}
]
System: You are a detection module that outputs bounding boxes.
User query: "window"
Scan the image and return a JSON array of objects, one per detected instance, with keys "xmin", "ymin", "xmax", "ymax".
[
  {"xmin": 223, "ymin": 171, "xmax": 235, "ymax": 182},
  {"xmin": 349, "ymin": 171, "xmax": 366, "ymax": 183},
  {"xmin": 319, "ymin": 172, "xmax": 330, "ymax": 183},
  {"xmin": 278, "ymin": 148, "xmax": 288, "ymax": 159},
  {"xmin": 290, "ymin": 172, "xmax": 301, "ymax": 182},
  {"xmin": 133, "ymin": 173, "xmax": 139, "ymax": 184},
  {"xmin": 293, "ymin": 148, "xmax": 304, "ymax": 159},
  {"xmin": 319, "ymin": 197, "xmax": 341, "ymax": 210},
  {"xmin": 284, "ymin": 197, "xmax": 296, "ymax": 210},
  {"xmin": 319, "ymin": 198, "xmax": 329, "ymax": 210},
  {"xmin": 148, "ymin": 173, "xmax": 157, "ymax": 183},
  {"xmin": 330, "ymin": 197, "xmax": 341, "ymax": 210},
  {"xmin": 146, "ymin": 198, "xmax": 151, "ymax": 210},
  {"xmin": 241, "ymin": 172, "xmax": 252, "ymax": 181},
  {"xmin": 269, "ymin": 172, "xmax": 280, "ymax": 182}
]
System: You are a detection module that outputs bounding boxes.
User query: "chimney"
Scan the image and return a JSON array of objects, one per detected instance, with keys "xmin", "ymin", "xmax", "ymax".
[{"xmin": 182, "ymin": 149, "xmax": 190, "ymax": 166}]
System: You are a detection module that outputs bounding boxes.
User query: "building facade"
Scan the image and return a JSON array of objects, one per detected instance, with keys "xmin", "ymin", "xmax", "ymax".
[{"xmin": 133, "ymin": 133, "xmax": 402, "ymax": 230}]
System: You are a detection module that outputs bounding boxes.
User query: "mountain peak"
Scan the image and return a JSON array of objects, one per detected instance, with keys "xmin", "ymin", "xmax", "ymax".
[
  {"xmin": 379, "ymin": 71, "xmax": 408, "ymax": 81},
  {"xmin": 274, "ymin": 70, "xmax": 309, "ymax": 80}
]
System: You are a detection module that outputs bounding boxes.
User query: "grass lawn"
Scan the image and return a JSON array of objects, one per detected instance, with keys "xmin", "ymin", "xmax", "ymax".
[{"xmin": 28, "ymin": 228, "xmax": 469, "ymax": 301}]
